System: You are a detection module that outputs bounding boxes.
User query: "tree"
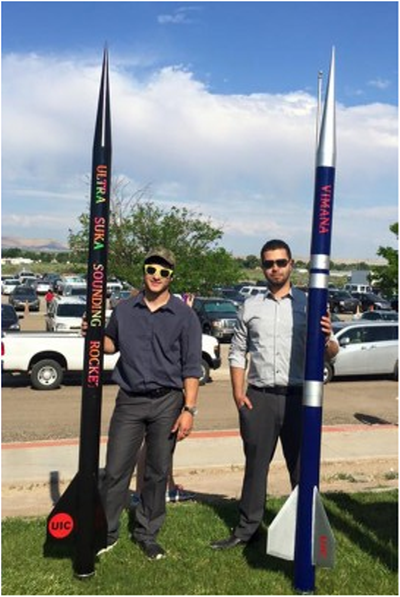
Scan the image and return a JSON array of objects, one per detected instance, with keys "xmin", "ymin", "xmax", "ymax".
[
  {"xmin": 68, "ymin": 181, "xmax": 242, "ymax": 293},
  {"xmin": 370, "ymin": 222, "xmax": 398, "ymax": 296}
]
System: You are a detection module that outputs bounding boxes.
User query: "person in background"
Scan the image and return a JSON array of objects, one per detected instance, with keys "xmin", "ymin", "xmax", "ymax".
[
  {"xmin": 44, "ymin": 288, "xmax": 55, "ymax": 313},
  {"xmin": 211, "ymin": 239, "xmax": 339, "ymax": 550}
]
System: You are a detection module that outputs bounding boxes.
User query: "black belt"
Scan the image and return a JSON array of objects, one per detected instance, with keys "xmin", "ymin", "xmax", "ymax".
[
  {"xmin": 248, "ymin": 384, "xmax": 303, "ymax": 396},
  {"xmin": 128, "ymin": 387, "xmax": 178, "ymax": 399}
]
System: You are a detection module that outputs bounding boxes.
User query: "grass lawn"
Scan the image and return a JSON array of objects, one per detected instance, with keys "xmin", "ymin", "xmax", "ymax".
[{"xmin": 2, "ymin": 490, "xmax": 398, "ymax": 595}]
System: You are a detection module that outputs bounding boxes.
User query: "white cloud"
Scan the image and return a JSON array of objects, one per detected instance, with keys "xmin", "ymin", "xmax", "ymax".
[
  {"xmin": 157, "ymin": 6, "xmax": 201, "ymax": 25},
  {"xmin": 368, "ymin": 78, "xmax": 391, "ymax": 90},
  {"xmin": 2, "ymin": 52, "xmax": 398, "ymax": 259}
]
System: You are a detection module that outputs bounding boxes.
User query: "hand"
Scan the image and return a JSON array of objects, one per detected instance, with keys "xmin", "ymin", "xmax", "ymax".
[
  {"xmin": 171, "ymin": 411, "xmax": 194, "ymax": 441},
  {"xmin": 321, "ymin": 313, "xmax": 339, "ymax": 358},
  {"xmin": 320, "ymin": 313, "xmax": 333, "ymax": 340},
  {"xmin": 234, "ymin": 394, "xmax": 253, "ymax": 411}
]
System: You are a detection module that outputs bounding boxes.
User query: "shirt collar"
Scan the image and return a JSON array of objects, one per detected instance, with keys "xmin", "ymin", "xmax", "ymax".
[
  {"xmin": 133, "ymin": 290, "xmax": 177, "ymax": 313},
  {"xmin": 264, "ymin": 284, "xmax": 294, "ymax": 301}
]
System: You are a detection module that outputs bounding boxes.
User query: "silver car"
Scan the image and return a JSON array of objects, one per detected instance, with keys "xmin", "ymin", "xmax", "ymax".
[{"xmin": 324, "ymin": 321, "xmax": 398, "ymax": 383}]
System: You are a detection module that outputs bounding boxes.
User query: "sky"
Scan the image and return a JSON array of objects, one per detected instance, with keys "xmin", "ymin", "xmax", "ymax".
[{"xmin": 1, "ymin": 1, "xmax": 398, "ymax": 260}]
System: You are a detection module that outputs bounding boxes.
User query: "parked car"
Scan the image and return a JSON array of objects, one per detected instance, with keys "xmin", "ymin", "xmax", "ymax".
[
  {"xmin": 324, "ymin": 321, "xmax": 398, "ymax": 383},
  {"xmin": 351, "ymin": 292, "xmax": 392, "ymax": 312},
  {"xmin": 2, "ymin": 278, "xmax": 21, "ymax": 295},
  {"xmin": 9, "ymin": 286, "xmax": 40, "ymax": 311},
  {"xmin": 328, "ymin": 290, "xmax": 359, "ymax": 314},
  {"xmin": 19, "ymin": 275, "xmax": 38, "ymax": 288},
  {"xmin": 63, "ymin": 283, "xmax": 87, "ymax": 297},
  {"xmin": 1, "ymin": 304, "xmax": 23, "ymax": 332},
  {"xmin": 45, "ymin": 296, "xmax": 87, "ymax": 332},
  {"xmin": 239, "ymin": 286, "xmax": 267, "ymax": 298},
  {"xmin": 109, "ymin": 289, "xmax": 132, "ymax": 309},
  {"xmin": 360, "ymin": 310, "xmax": 398, "ymax": 322},
  {"xmin": 35, "ymin": 280, "xmax": 51, "ymax": 294},
  {"xmin": 55, "ymin": 275, "xmax": 85, "ymax": 295},
  {"xmin": 106, "ymin": 280, "xmax": 123, "ymax": 297},
  {"xmin": 192, "ymin": 297, "xmax": 238, "ymax": 341},
  {"xmin": 42, "ymin": 273, "xmax": 62, "ymax": 291},
  {"xmin": 215, "ymin": 288, "xmax": 246, "ymax": 308}
]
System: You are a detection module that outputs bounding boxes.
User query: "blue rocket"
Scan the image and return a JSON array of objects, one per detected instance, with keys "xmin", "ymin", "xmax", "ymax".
[{"xmin": 267, "ymin": 49, "xmax": 336, "ymax": 592}]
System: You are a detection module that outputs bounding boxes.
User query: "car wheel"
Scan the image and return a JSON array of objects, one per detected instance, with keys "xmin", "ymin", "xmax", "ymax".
[
  {"xmin": 199, "ymin": 358, "xmax": 210, "ymax": 386},
  {"xmin": 393, "ymin": 361, "xmax": 398, "ymax": 382},
  {"xmin": 31, "ymin": 359, "xmax": 64, "ymax": 390},
  {"xmin": 333, "ymin": 305, "xmax": 340, "ymax": 314},
  {"xmin": 323, "ymin": 362, "xmax": 333, "ymax": 384}
]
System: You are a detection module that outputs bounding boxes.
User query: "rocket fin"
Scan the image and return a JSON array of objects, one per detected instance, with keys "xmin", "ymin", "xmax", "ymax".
[
  {"xmin": 312, "ymin": 487, "xmax": 335, "ymax": 567},
  {"xmin": 266, "ymin": 486, "xmax": 298, "ymax": 560},
  {"xmin": 44, "ymin": 473, "xmax": 107, "ymax": 557}
]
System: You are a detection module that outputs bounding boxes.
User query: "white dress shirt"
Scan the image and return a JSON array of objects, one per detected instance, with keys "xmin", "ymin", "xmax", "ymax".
[{"xmin": 228, "ymin": 286, "xmax": 308, "ymax": 387}]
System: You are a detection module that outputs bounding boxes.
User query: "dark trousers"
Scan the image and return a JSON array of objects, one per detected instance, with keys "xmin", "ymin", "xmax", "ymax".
[
  {"xmin": 102, "ymin": 388, "xmax": 183, "ymax": 543},
  {"xmin": 234, "ymin": 386, "xmax": 302, "ymax": 541}
]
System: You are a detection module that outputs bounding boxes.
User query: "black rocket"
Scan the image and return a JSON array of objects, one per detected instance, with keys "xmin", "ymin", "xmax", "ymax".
[{"xmin": 44, "ymin": 49, "xmax": 112, "ymax": 578}]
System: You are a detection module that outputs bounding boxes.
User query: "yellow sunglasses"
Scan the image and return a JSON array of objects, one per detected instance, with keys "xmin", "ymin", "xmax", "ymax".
[{"xmin": 144, "ymin": 264, "xmax": 174, "ymax": 279}]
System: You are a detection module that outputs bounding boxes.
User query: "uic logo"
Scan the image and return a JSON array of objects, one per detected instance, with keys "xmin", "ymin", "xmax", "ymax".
[{"xmin": 48, "ymin": 512, "xmax": 74, "ymax": 539}]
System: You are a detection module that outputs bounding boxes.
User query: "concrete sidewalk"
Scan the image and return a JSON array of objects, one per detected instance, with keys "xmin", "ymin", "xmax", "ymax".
[{"xmin": 2, "ymin": 424, "xmax": 398, "ymax": 486}]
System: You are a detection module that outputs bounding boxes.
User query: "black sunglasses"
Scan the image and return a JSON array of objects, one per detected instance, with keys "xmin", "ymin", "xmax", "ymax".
[{"xmin": 262, "ymin": 259, "xmax": 290, "ymax": 270}]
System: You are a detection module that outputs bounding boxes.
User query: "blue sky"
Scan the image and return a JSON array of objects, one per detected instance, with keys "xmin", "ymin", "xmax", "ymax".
[{"xmin": 1, "ymin": 1, "xmax": 398, "ymax": 259}]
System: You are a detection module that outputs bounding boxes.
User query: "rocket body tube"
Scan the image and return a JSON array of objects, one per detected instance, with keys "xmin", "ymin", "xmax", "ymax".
[
  {"xmin": 45, "ymin": 49, "xmax": 112, "ymax": 578},
  {"xmin": 266, "ymin": 50, "xmax": 337, "ymax": 594},
  {"xmin": 294, "ymin": 49, "xmax": 336, "ymax": 593}
]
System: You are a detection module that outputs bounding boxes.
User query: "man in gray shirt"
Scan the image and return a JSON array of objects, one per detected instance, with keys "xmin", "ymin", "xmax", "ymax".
[{"xmin": 211, "ymin": 239, "xmax": 338, "ymax": 550}]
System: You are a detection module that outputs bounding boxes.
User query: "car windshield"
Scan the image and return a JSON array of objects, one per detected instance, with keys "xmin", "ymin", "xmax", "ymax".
[
  {"xmin": 58, "ymin": 304, "xmax": 87, "ymax": 317},
  {"xmin": 69, "ymin": 287, "xmax": 87, "ymax": 296},
  {"xmin": 13, "ymin": 287, "xmax": 36, "ymax": 296},
  {"xmin": 204, "ymin": 301, "xmax": 237, "ymax": 314}
]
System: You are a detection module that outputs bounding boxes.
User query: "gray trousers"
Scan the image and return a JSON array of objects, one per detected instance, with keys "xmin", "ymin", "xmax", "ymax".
[
  {"xmin": 234, "ymin": 385, "xmax": 303, "ymax": 541},
  {"xmin": 102, "ymin": 388, "xmax": 183, "ymax": 543}
]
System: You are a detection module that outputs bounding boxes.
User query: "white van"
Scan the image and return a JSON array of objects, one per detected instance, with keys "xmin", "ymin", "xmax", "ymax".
[
  {"xmin": 45, "ymin": 296, "xmax": 87, "ymax": 332},
  {"xmin": 344, "ymin": 284, "xmax": 372, "ymax": 294}
]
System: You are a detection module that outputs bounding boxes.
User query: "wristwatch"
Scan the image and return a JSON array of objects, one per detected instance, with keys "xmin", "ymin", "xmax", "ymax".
[{"xmin": 183, "ymin": 405, "xmax": 198, "ymax": 416}]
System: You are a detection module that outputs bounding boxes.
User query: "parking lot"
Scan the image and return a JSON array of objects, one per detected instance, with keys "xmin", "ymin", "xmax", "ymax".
[
  {"xmin": 2, "ymin": 297, "xmax": 398, "ymax": 442},
  {"xmin": 2, "ymin": 295, "xmax": 398, "ymax": 443}
]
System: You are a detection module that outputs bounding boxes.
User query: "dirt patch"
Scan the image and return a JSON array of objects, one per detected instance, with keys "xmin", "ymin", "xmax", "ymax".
[{"xmin": 2, "ymin": 457, "xmax": 397, "ymax": 519}]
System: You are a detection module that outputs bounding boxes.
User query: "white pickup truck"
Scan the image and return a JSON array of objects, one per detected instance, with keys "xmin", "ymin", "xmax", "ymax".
[{"xmin": 1, "ymin": 332, "xmax": 221, "ymax": 391}]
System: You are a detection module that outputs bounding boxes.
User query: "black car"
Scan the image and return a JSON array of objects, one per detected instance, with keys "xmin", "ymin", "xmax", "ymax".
[
  {"xmin": 192, "ymin": 297, "xmax": 238, "ymax": 342},
  {"xmin": 360, "ymin": 310, "xmax": 398, "ymax": 321},
  {"xmin": 352, "ymin": 292, "xmax": 392, "ymax": 312},
  {"xmin": 328, "ymin": 290, "xmax": 360, "ymax": 314},
  {"xmin": 1, "ymin": 304, "xmax": 22, "ymax": 331},
  {"xmin": 9, "ymin": 286, "xmax": 40, "ymax": 311}
]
